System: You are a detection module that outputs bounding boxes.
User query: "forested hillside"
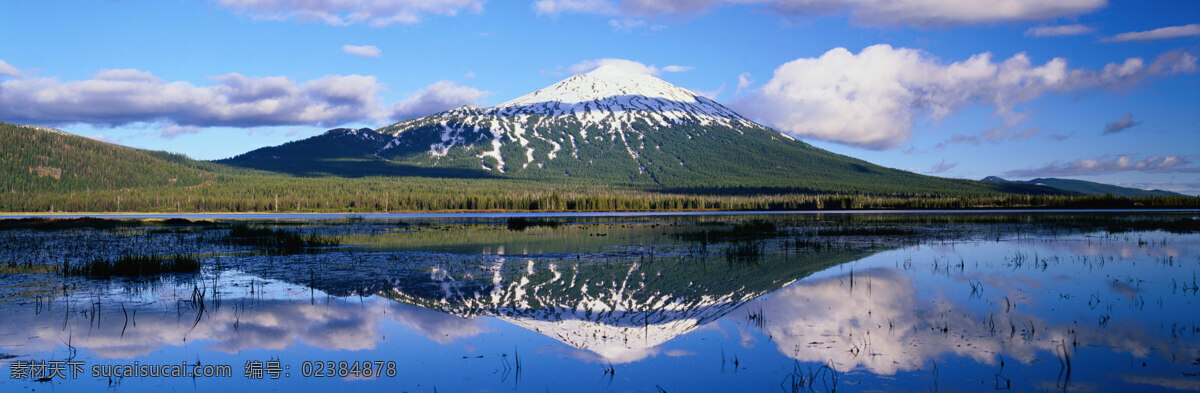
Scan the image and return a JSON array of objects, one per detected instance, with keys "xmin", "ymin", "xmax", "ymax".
[
  {"xmin": 3, "ymin": 122, "xmax": 1197, "ymax": 213},
  {"xmin": 0, "ymin": 122, "xmax": 218, "ymax": 193}
]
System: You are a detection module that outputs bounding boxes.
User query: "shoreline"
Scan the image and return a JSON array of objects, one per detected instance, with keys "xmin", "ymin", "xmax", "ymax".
[{"xmin": 2, "ymin": 208, "xmax": 1198, "ymax": 220}]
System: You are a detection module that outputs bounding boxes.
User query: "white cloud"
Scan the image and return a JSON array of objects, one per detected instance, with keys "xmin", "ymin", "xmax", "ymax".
[
  {"xmin": 697, "ymin": 82, "xmax": 725, "ymax": 100},
  {"xmin": 608, "ymin": 18, "xmax": 647, "ymax": 31},
  {"xmin": 217, "ymin": 0, "xmax": 484, "ymax": 26},
  {"xmin": 565, "ymin": 58, "xmax": 691, "ymax": 76},
  {"xmin": 1106, "ymin": 24, "xmax": 1200, "ymax": 42},
  {"xmin": 391, "ymin": 80, "xmax": 489, "ymax": 120},
  {"xmin": 0, "ymin": 60, "xmax": 21, "ymax": 77},
  {"xmin": 735, "ymin": 72, "xmax": 753, "ymax": 95},
  {"xmin": 660, "ymin": 65, "xmax": 693, "ymax": 73},
  {"xmin": 735, "ymin": 45, "xmax": 1198, "ymax": 149},
  {"xmin": 0, "ymin": 63, "xmax": 385, "ymax": 128},
  {"xmin": 1004, "ymin": 154, "xmax": 1200, "ymax": 178},
  {"xmin": 535, "ymin": 0, "xmax": 617, "ymax": 15},
  {"xmin": 533, "ymin": 0, "xmax": 1106, "ymax": 27},
  {"xmin": 1025, "ymin": 24, "xmax": 1095, "ymax": 37},
  {"xmin": 1102, "ymin": 113, "xmax": 1139, "ymax": 135},
  {"xmin": 567, "ymin": 58, "xmax": 657, "ymax": 75},
  {"xmin": 342, "ymin": 44, "xmax": 382, "ymax": 58}
]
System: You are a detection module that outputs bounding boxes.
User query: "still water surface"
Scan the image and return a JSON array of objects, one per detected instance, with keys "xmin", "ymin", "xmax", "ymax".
[{"xmin": 0, "ymin": 213, "xmax": 1197, "ymax": 392}]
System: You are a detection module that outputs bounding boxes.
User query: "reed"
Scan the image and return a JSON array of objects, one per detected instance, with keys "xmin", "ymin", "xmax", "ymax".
[{"xmin": 65, "ymin": 254, "xmax": 201, "ymax": 278}]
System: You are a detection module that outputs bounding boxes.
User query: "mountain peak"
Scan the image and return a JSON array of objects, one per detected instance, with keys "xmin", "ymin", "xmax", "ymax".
[
  {"xmin": 497, "ymin": 67, "xmax": 696, "ymax": 107},
  {"xmin": 493, "ymin": 67, "xmax": 747, "ymax": 123}
]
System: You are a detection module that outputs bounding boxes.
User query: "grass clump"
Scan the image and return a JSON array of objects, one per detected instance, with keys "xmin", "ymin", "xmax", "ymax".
[
  {"xmin": 66, "ymin": 255, "xmax": 201, "ymax": 278},
  {"xmin": 506, "ymin": 217, "xmax": 561, "ymax": 231},
  {"xmin": 225, "ymin": 223, "xmax": 339, "ymax": 253},
  {"xmin": 724, "ymin": 241, "xmax": 765, "ymax": 264},
  {"xmin": 0, "ymin": 217, "xmax": 141, "ymax": 231}
]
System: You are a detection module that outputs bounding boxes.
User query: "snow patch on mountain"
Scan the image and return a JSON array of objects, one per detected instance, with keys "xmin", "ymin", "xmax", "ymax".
[{"xmin": 374, "ymin": 66, "xmax": 789, "ymax": 173}]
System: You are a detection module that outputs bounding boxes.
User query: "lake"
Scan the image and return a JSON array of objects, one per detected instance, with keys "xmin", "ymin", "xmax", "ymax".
[{"xmin": 0, "ymin": 212, "xmax": 1197, "ymax": 392}]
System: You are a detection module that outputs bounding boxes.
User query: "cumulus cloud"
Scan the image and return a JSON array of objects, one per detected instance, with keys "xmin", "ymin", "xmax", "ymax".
[
  {"xmin": 533, "ymin": 0, "xmax": 1106, "ymax": 27},
  {"xmin": 1102, "ymin": 113, "xmax": 1140, "ymax": 135},
  {"xmin": 1025, "ymin": 24, "xmax": 1095, "ymax": 37},
  {"xmin": 0, "ymin": 60, "xmax": 18, "ymax": 77},
  {"xmin": 735, "ymin": 45, "xmax": 1197, "ymax": 149},
  {"xmin": 0, "ymin": 62, "xmax": 385, "ymax": 129},
  {"xmin": 1106, "ymin": 24, "xmax": 1200, "ymax": 42},
  {"xmin": 565, "ymin": 58, "xmax": 692, "ymax": 76},
  {"xmin": 342, "ymin": 44, "xmax": 382, "ymax": 58},
  {"xmin": 391, "ymin": 80, "xmax": 489, "ymax": 120},
  {"xmin": 1004, "ymin": 155, "xmax": 1200, "ymax": 178},
  {"xmin": 217, "ymin": 0, "xmax": 484, "ymax": 26}
]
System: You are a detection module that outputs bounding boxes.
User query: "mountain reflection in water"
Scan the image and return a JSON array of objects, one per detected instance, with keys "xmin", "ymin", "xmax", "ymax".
[{"xmin": 1, "ymin": 214, "xmax": 1198, "ymax": 392}]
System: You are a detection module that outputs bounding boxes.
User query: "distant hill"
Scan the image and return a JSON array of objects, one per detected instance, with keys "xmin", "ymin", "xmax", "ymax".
[
  {"xmin": 982, "ymin": 176, "xmax": 1182, "ymax": 197},
  {"xmin": 0, "ymin": 122, "xmax": 221, "ymax": 193}
]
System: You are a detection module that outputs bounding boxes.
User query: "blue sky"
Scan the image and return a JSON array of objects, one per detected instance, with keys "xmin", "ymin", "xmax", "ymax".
[{"xmin": 1, "ymin": 0, "xmax": 1197, "ymax": 194}]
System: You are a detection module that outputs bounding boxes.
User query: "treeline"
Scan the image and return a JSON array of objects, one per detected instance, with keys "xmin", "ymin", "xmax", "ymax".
[{"xmin": 4, "ymin": 179, "xmax": 1197, "ymax": 213}]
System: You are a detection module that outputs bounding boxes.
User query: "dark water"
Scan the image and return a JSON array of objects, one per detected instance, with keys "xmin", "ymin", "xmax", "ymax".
[{"xmin": 0, "ymin": 213, "xmax": 1197, "ymax": 392}]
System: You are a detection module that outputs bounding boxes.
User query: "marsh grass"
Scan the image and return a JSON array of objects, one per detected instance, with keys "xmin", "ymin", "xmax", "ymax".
[
  {"xmin": 224, "ymin": 223, "xmax": 339, "ymax": 254},
  {"xmin": 66, "ymin": 254, "xmax": 201, "ymax": 278},
  {"xmin": 724, "ymin": 241, "xmax": 765, "ymax": 264},
  {"xmin": 0, "ymin": 217, "xmax": 142, "ymax": 231}
]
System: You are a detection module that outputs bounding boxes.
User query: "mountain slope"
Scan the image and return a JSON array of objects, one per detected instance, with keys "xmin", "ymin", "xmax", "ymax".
[
  {"xmin": 217, "ymin": 128, "xmax": 498, "ymax": 179},
  {"xmin": 983, "ymin": 176, "xmax": 1181, "ymax": 197},
  {"xmin": 0, "ymin": 122, "xmax": 220, "ymax": 193},
  {"xmin": 226, "ymin": 66, "xmax": 1053, "ymax": 196}
]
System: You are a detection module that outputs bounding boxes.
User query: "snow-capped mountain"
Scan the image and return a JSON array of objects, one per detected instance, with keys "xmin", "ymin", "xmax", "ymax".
[
  {"xmin": 221, "ymin": 66, "xmax": 1015, "ymax": 193},
  {"xmin": 371, "ymin": 65, "xmax": 784, "ymax": 182},
  {"xmin": 492, "ymin": 65, "xmax": 750, "ymax": 126}
]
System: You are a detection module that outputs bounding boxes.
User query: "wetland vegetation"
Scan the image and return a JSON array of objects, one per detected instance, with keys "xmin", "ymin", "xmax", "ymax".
[{"xmin": 0, "ymin": 211, "xmax": 1197, "ymax": 392}]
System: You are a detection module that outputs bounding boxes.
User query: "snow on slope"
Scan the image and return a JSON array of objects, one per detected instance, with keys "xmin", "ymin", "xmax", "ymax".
[
  {"xmin": 494, "ymin": 65, "xmax": 747, "ymax": 124},
  {"xmin": 375, "ymin": 65, "xmax": 775, "ymax": 172}
]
